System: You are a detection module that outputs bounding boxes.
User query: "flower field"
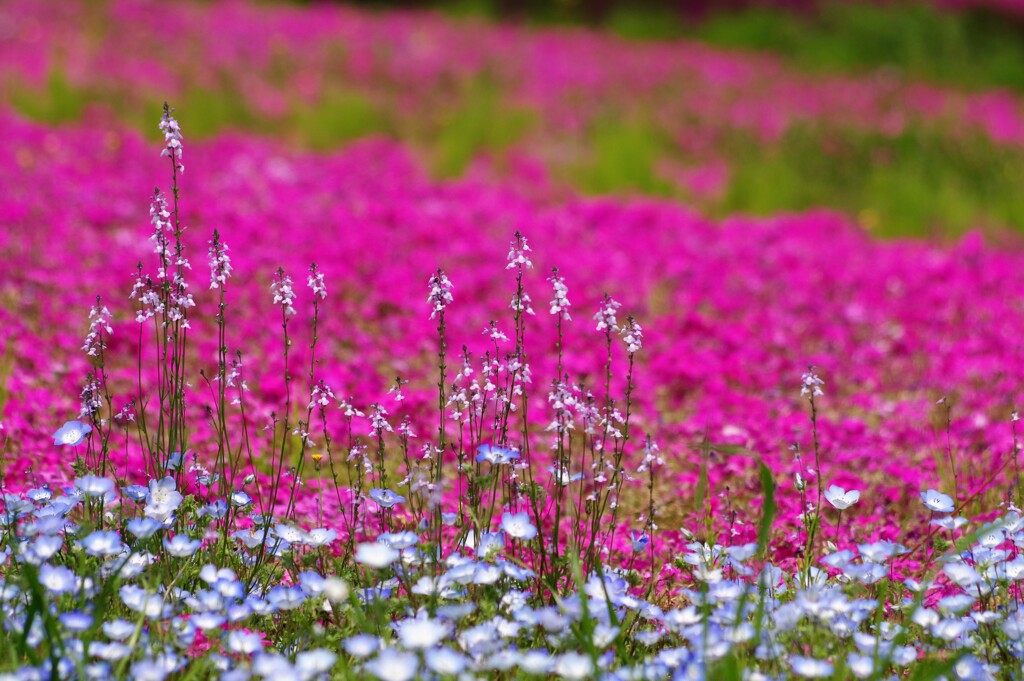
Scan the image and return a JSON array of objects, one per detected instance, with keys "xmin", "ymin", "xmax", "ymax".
[{"xmin": 4, "ymin": 1, "xmax": 1024, "ymax": 679}]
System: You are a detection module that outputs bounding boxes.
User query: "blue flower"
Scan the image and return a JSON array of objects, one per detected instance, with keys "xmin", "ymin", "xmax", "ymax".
[
  {"xmin": 921, "ymin": 489, "xmax": 955, "ymax": 513},
  {"xmin": 122, "ymin": 485, "xmax": 148, "ymax": 502},
  {"xmin": 500, "ymin": 511, "xmax": 537, "ymax": 540},
  {"xmin": 58, "ymin": 611, "xmax": 93, "ymax": 633},
  {"xmin": 343, "ymin": 633, "xmax": 380, "ymax": 658},
  {"xmin": 378, "ymin": 531, "xmax": 419, "ymax": 550},
  {"xmin": 38, "ymin": 564, "xmax": 77, "ymax": 593},
  {"xmin": 368, "ymin": 488, "xmax": 406, "ymax": 508},
  {"xmin": 225, "ymin": 630, "xmax": 263, "ymax": 654},
  {"xmin": 476, "ymin": 444, "xmax": 520, "ymax": 465},
  {"xmin": 477, "ymin": 531, "xmax": 505, "ymax": 558},
  {"xmin": 364, "ymin": 649, "xmax": 419, "ymax": 681},
  {"xmin": 53, "ymin": 421, "xmax": 92, "ymax": 446},
  {"xmin": 200, "ymin": 500, "xmax": 228, "ymax": 519},
  {"xmin": 267, "ymin": 585, "xmax": 307, "ymax": 610},
  {"xmin": 26, "ymin": 486, "xmax": 52, "ymax": 502},
  {"xmin": 80, "ymin": 530, "xmax": 124, "ymax": 557},
  {"xmin": 547, "ymin": 466, "xmax": 583, "ymax": 486},
  {"xmin": 306, "ymin": 528, "xmax": 337, "ymax": 547},
  {"xmin": 230, "ymin": 490, "xmax": 253, "ymax": 508},
  {"xmin": 145, "ymin": 477, "xmax": 183, "ymax": 522},
  {"xmin": 163, "ymin": 535, "xmax": 202, "ymax": 557},
  {"xmin": 165, "ymin": 451, "xmax": 184, "ymax": 471},
  {"xmin": 75, "ymin": 475, "xmax": 116, "ymax": 500}
]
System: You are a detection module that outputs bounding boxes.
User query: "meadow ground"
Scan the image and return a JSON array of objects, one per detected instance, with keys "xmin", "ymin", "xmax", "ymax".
[{"xmin": 4, "ymin": 1, "xmax": 1024, "ymax": 679}]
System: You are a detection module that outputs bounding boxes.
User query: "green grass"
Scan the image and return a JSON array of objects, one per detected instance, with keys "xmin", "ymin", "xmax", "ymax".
[
  {"xmin": 718, "ymin": 123, "xmax": 1024, "ymax": 238},
  {"xmin": 694, "ymin": 1, "xmax": 1024, "ymax": 93},
  {"xmin": 10, "ymin": 65, "xmax": 1024, "ymax": 239},
  {"xmin": 569, "ymin": 115, "xmax": 677, "ymax": 197}
]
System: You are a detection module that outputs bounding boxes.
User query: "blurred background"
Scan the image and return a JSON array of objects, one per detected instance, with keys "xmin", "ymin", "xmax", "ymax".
[{"xmin": 4, "ymin": 0, "xmax": 1024, "ymax": 238}]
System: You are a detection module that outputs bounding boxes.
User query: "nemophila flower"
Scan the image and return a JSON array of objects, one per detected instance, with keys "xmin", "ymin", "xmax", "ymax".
[
  {"xmin": 273, "ymin": 524, "xmax": 309, "ymax": 545},
  {"xmin": 921, "ymin": 489, "xmax": 955, "ymax": 513},
  {"xmin": 81, "ymin": 530, "xmax": 125, "ymax": 557},
  {"xmin": 396, "ymin": 612, "xmax": 451, "ymax": 649},
  {"xmin": 25, "ymin": 486, "xmax": 52, "ymax": 502},
  {"xmin": 145, "ymin": 477, "xmax": 183, "ymax": 522},
  {"xmin": 27, "ymin": 535, "xmax": 63, "ymax": 563},
  {"xmin": 295, "ymin": 650, "xmax": 336, "ymax": 677},
  {"xmin": 122, "ymin": 485, "xmax": 148, "ymax": 503},
  {"xmin": 824, "ymin": 485, "xmax": 860, "ymax": 510},
  {"xmin": 553, "ymin": 652, "xmax": 594, "ymax": 680},
  {"xmin": 306, "ymin": 528, "xmax": 337, "ymax": 547},
  {"xmin": 365, "ymin": 649, "xmax": 419, "ymax": 681},
  {"xmin": 858, "ymin": 540, "xmax": 906, "ymax": 563},
  {"xmin": 162, "ymin": 535, "xmax": 201, "ymax": 557},
  {"xmin": 190, "ymin": 612, "xmax": 226, "ymax": 631},
  {"xmin": 75, "ymin": 475, "xmax": 116, "ymax": 499},
  {"xmin": 229, "ymin": 490, "xmax": 252, "ymax": 508},
  {"xmin": 500, "ymin": 511, "xmax": 537, "ymax": 540},
  {"xmin": 268, "ymin": 585, "xmax": 307, "ymax": 610},
  {"xmin": 520, "ymin": 650, "xmax": 554, "ymax": 675},
  {"xmin": 790, "ymin": 656, "xmax": 833, "ymax": 678},
  {"xmin": 547, "ymin": 465, "xmax": 583, "ymax": 486},
  {"xmin": 425, "ymin": 647, "xmax": 469, "ymax": 675},
  {"xmin": 368, "ymin": 488, "xmax": 405, "ymax": 508},
  {"xmin": 355, "ymin": 542, "xmax": 399, "ymax": 568},
  {"xmin": 120, "ymin": 585, "xmax": 165, "ymax": 619},
  {"xmin": 343, "ymin": 634, "xmax": 380, "ymax": 658},
  {"xmin": 931, "ymin": 516, "xmax": 967, "ymax": 531},
  {"xmin": 38, "ymin": 564, "xmax": 76, "ymax": 594},
  {"xmin": 53, "ymin": 420, "xmax": 91, "ymax": 446},
  {"xmin": 164, "ymin": 451, "xmax": 183, "ymax": 471},
  {"xmin": 200, "ymin": 500, "xmax": 227, "ymax": 519},
  {"xmin": 233, "ymin": 528, "xmax": 270, "ymax": 550},
  {"xmin": 476, "ymin": 444, "xmax": 519, "ymax": 465},
  {"xmin": 378, "ymin": 531, "xmax": 419, "ymax": 550},
  {"xmin": 59, "ymin": 611, "xmax": 93, "ymax": 633},
  {"xmin": 476, "ymin": 531, "xmax": 505, "ymax": 559},
  {"xmin": 225, "ymin": 630, "xmax": 263, "ymax": 654}
]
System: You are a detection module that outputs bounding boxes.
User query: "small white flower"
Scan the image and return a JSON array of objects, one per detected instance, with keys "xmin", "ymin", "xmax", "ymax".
[
  {"xmin": 824, "ymin": 485, "xmax": 860, "ymax": 510},
  {"xmin": 355, "ymin": 542, "xmax": 399, "ymax": 569},
  {"xmin": 801, "ymin": 369, "xmax": 824, "ymax": 399},
  {"xmin": 921, "ymin": 489, "xmax": 955, "ymax": 513},
  {"xmin": 396, "ymin": 612, "xmax": 451, "ymax": 649}
]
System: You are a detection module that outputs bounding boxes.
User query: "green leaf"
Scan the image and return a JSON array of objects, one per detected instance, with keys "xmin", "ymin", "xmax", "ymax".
[{"xmin": 757, "ymin": 461, "xmax": 777, "ymax": 559}]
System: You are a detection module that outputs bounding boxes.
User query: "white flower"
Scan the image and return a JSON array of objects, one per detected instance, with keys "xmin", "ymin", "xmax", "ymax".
[
  {"xmin": 364, "ymin": 649, "xmax": 418, "ymax": 681},
  {"xmin": 553, "ymin": 652, "xmax": 593, "ymax": 680},
  {"xmin": 355, "ymin": 543, "xmax": 399, "ymax": 569},
  {"xmin": 548, "ymin": 269, "xmax": 572, "ymax": 320},
  {"xmin": 500, "ymin": 511, "xmax": 537, "ymax": 540},
  {"xmin": 801, "ymin": 369, "xmax": 824, "ymax": 399},
  {"xmin": 921, "ymin": 489, "xmax": 955, "ymax": 513},
  {"xmin": 620, "ymin": 316, "xmax": 643, "ymax": 353},
  {"xmin": 396, "ymin": 613, "xmax": 450, "ymax": 649},
  {"xmin": 823, "ymin": 485, "xmax": 860, "ymax": 510},
  {"xmin": 594, "ymin": 295, "xmax": 621, "ymax": 333},
  {"xmin": 271, "ymin": 269, "xmax": 296, "ymax": 317},
  {"xmin": 790, "ymin": 656, "xmax": 833, "ymax": 678},
  {"xmin": 427, "ymin": 270, "xmax": 453, "ymax": 319}
]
